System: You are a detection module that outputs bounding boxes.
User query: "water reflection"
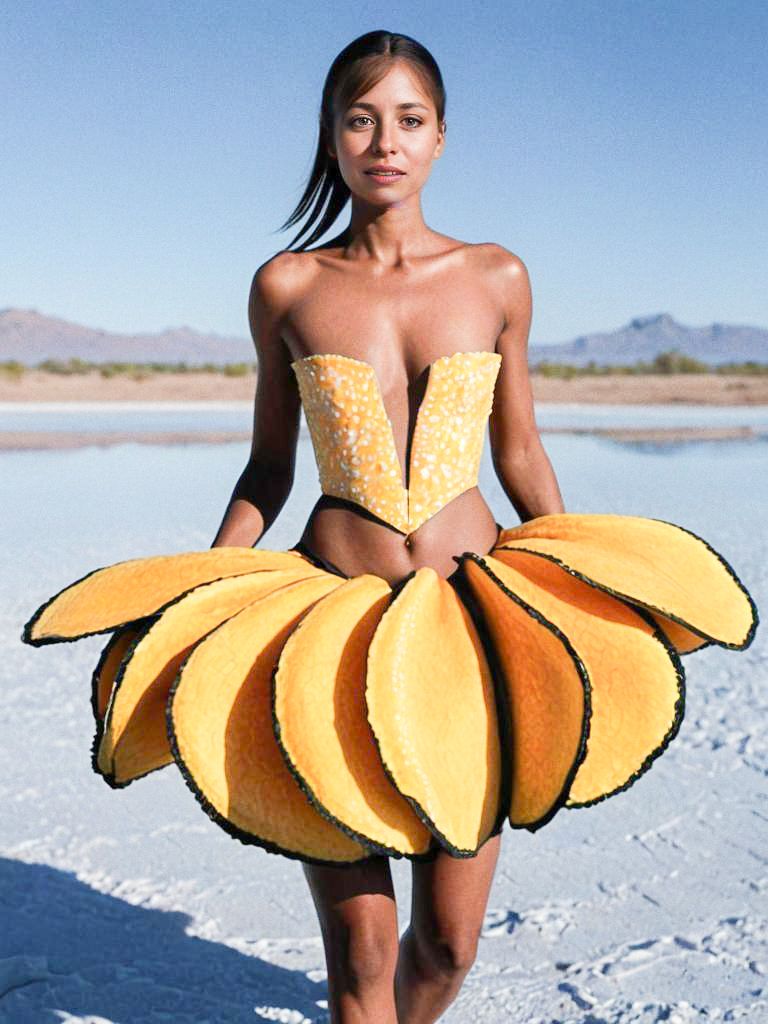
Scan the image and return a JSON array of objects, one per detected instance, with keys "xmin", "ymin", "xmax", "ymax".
[
  {"xmin": 4, "ymin": 431, "xmax": 765, "ymax": 596},
  {"xmin": 589, "ymin": 436, "xmax": 768, "ymax": 456},
  {"xmin": 2, "ymin": 401, "xmax": 768, "ymax": 435}
]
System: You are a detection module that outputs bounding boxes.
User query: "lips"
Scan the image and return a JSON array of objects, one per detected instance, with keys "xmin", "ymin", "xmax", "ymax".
[{"xmin": 365, "ymin": 167, "xmax": 405, "ymax": 176}]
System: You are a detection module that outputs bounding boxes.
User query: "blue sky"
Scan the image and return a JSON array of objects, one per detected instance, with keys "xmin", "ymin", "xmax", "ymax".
[{"xmin": 2, "ymin": 0, "xmax": 766, "ymax": 345}]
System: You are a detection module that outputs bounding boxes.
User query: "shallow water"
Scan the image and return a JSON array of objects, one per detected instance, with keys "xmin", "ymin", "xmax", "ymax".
[
  {"xmin": 2, "ymin": 400, "xmax": 768, "ymax": 434},
  {"xmin": 4, "ymin": 431, "xmax": 765, "ymax": 586},
  {"xmin": 3, "ymin": 431, "xmax": 765, "ymax": 573}
]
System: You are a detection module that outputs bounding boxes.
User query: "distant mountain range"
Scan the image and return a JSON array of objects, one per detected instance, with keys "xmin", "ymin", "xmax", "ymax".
[
  {"xmin": 528, "ymin": 313, "xmax": 768, "ymax": 367},
  {"xmin": 0, "ymin": 309, "xmax": 253, "ymax": 366},
  {"xmin": 2, "ymin": 309, "xmax": 767, "ymax": 368}
]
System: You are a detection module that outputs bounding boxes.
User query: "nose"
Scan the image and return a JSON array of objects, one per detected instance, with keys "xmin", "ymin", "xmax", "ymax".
[{"xmin": 372, "ymin": 120, "xmax": 397, "ymax": 154}]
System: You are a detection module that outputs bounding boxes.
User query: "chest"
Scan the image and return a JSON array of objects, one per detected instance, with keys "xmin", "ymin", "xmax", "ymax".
[{"xmin": 283, "ymin": 263, "xmax": 502, "ymax": 381}]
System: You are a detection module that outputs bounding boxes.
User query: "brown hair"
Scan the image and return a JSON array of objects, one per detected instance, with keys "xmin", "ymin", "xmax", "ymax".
[{"xmin": 276, "ymin": 30, "xmax": 446, "ymax": 251}]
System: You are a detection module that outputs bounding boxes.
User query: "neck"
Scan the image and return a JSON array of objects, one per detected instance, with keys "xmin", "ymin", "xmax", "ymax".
[{"xmin": 340, "ymin": 192, "xmax": 433, "ymax": 267}]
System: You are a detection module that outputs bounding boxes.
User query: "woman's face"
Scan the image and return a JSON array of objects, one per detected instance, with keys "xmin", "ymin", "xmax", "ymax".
[{"xmin": 331, "ymin": 60, "xmax": 444, "ymax": 203}]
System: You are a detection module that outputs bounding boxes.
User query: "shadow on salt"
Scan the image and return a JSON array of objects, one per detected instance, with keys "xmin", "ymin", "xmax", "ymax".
[{"xmin": 0, "ymin": 858, "xmax": 328, "ymax": 1022}]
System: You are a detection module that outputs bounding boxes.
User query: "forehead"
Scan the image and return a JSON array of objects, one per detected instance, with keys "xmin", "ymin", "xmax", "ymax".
[{"xmin": 346, "ymin": 61, "xmax": 434, "ymax": 110}]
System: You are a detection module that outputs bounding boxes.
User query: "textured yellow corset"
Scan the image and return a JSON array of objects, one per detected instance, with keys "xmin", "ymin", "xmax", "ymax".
[{"xmin": 292, "ymin": 350, "xmax": 502, "ymax": 535}]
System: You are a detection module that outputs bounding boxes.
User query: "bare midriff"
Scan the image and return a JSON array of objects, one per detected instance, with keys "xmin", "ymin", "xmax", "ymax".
[{"xmin": 299, "ymin": 486, "xmax": 500, "ymax": 586}]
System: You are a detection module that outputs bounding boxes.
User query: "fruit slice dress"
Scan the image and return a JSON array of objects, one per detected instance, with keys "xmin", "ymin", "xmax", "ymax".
[{"xmin": 23, "ymin": 350, "xmax": 758, "ymax": 866}]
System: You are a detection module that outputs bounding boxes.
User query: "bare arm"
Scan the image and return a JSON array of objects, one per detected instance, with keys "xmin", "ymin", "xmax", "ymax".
[
  {"xmin": 487, "ymin": 249, "xmax": 565, "ymax": 521},
  {"xmin": 211, "ymin": 254, "xmax": 302, "ymax": 547}
]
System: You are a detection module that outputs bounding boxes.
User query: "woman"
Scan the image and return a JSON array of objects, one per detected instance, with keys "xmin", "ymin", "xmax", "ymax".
[
  {"xmin": 212, "ymin": 28, "xmax": 565, "ymax": 1024},
  {"xmin": 23, "ymin": 28, "xmax": 756, "ymax": 1024}
]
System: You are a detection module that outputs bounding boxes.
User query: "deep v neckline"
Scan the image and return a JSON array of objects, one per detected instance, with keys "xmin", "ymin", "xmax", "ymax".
[
  {"xmin": 292, "ymin": 350, "xmax": 496, "ymax": 488},
  {"xmin": 291, "ymin": 350, "xmax": 502, "ymax": 534},
  {"xmin": 295, "ymin": 352, "xmax": 446, "ymax": 487}
]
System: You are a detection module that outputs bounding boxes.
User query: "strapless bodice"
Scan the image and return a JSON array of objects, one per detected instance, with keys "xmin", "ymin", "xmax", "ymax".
[{"xmin": 291, "ymin": 350, "xmax": 502, "ymax": 534}]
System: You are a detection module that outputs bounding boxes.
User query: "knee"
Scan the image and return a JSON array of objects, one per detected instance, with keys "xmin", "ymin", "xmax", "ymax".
[
  {"xmin": 324, "ymin": 917, "xmax": 398, "ymax": 993},
  {"xmin": 411, "ymin": 926, "xmax": 479, "ymax": 980}
]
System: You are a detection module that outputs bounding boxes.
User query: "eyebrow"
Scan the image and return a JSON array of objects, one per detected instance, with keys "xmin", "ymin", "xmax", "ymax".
[{"xmin": 347, "ymin": 101, "xmax": 430, "ymax": 111}]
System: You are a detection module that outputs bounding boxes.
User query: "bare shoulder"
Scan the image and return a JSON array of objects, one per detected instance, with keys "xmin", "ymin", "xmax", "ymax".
[
  {"xmin": 468, "ymin": 241, "xmax": 529, "ymax": 284},
  {"xmin": 248, "ymin": 250, "xmax": 318, "ymax": 356},
  {"xmin": 250, "ymin": 250, "xmax": 314, "ymax": 317},
  {"xmin": 467, "ymin": 242, "xmax": 531, "ymax": 330}
]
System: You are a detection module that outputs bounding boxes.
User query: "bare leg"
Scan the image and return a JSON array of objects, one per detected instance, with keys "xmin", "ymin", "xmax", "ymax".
[
  {"xmin": 303, "ymin": 855, "xmax": 400, "ymax": 1023},
  {"xmin": 395, "ymin": 833, "xmax": 502, "ymax": 1024}
]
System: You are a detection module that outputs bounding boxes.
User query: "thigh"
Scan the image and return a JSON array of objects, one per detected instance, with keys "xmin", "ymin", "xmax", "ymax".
[
  {"xmin": 410, "ymin": 833, "xmax": 502, "ymax": 938},
  {"xmin": 303, "ymin": 854, "xmax": 398, "ymax": 934}
]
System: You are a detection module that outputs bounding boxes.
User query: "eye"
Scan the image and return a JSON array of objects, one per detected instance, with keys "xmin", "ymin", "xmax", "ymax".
[
  {"xmin": 348, "ymin": 115, "xmax": 373, "ymax": 127},
  {"xmin": 402, "ymin": 116, "xmax": 423, "ymax": 127}
]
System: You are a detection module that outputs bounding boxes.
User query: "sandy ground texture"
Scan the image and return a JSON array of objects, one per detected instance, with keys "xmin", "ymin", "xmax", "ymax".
[
  {"xmin": 0, "ymin": 430, "xmax": 256, "ymax": 451},
  {"xmin": 1, "ymin": 369, "xmax": 768, "ymax": 405},
  {"xmin": 2, "ymin": 434, "xmax": 766, "ymax": 1023}
]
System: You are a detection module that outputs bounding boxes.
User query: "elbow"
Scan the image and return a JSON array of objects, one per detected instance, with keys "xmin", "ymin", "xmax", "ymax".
[
  {"xmin": 493, "ymin": 436, "xmax": 547, "ymax": 480},
  {"xmin": 236, "ymin": 456, "xmax": 294, "ymax": 506},
  {"xmin": 492, "ymin": 438, "xmax": 564, "ymax": 521}
]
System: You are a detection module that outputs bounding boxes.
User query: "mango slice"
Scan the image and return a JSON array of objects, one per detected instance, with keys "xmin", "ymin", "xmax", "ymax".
[
  {"xmin": 495, "ymin": 514, "xmax": 756, "ymax": 652},
  {"xmin": 461, "ymin": 557, "xmax": 589, "ymax": 828},
  {"xmin": 91, "ymin": 626, "xmax": 144, "ymax": 724},
  {"xmin": 24, "ymin": 548, "xmax": 319, "ymax": 644},
  {"xmin": 90, "ymin": 625, "xmax": 147, "ymax": 779},
  {"xmin": 365, "ymin": 568, "xmax": 502, "ymax": 855},
  {"xmin": 466, "ymin": 551, "xmax": 684, "ymax": 811},
  {"xmin": 274, "ymin": 575, "xmax": 433, "ymax": 857},
  {"xmin": 97, "ymin": 568, "xmax": 319, "ymax": 786},
  {"xmin": 168, "ymin": 574, "xmax": 368, "ymax": 864}
]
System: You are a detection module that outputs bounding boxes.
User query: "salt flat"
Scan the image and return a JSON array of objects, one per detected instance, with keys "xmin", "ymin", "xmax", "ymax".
[{"xmin": 1, "ymin": 433, "xmax": 766, "ymax": 1022}]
